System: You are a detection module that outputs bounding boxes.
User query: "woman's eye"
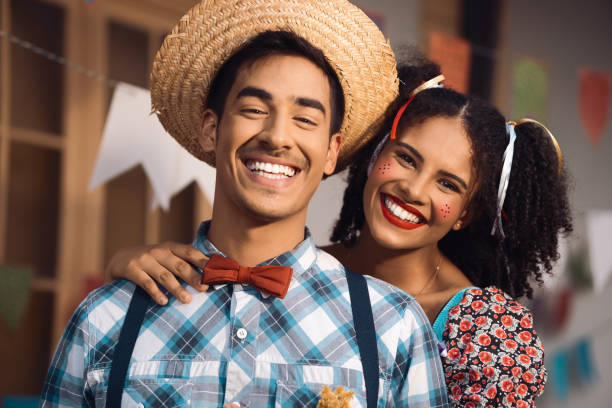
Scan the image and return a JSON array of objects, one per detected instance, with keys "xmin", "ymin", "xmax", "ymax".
[
  {"xmin": 439, "ymin": 179, "xmax": 459, "ymax": 192},
  {"xmin": 396, "ymin": 152, "xmax": 416, "ymax": 167}
]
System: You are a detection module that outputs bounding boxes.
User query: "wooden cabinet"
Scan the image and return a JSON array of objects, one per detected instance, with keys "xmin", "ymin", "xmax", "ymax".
[{"xmin": 0, "ymin": 0, "xmax": 211, "ymax": 397}]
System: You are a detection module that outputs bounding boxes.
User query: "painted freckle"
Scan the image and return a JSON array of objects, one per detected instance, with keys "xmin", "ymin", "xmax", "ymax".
[{"xmin": 377, "ymin": 160, "xmax": 392, "ymax": 175}]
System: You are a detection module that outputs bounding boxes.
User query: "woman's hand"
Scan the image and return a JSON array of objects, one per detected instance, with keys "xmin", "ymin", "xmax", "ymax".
[{"xmin": 106, "ymin": 242, "xmax": 209, "ymax": 305}]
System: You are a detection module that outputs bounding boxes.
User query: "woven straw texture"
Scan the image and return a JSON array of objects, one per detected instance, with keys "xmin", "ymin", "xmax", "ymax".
[{"xmin": 150, "ymin": 0, "xmax": 398, "ymax": 172}]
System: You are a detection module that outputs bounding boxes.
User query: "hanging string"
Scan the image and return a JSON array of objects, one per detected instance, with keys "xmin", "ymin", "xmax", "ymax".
[{"xmin": 0, "ymin": 29, "xmax": 119, "ymax": 88}]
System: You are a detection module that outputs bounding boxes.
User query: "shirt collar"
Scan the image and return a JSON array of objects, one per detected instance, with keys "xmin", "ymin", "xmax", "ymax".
[{"xmin": 194, "ymin": 220, "xmax": 318, "ymax": 279}]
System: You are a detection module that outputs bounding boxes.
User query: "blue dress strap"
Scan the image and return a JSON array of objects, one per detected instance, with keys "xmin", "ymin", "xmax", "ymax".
[{"xmin": 432, "ymin": 286, "xmax": 478, "ymax": 342}]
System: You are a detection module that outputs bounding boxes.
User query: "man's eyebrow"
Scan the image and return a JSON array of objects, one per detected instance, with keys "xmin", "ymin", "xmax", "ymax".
[
  {"xmin": 236, "ymin": 86, "xmax": 272, "ymax": 101},
  {"xmin": 295, "ymin": 97, "xmax": 326, "ymax": 116},
  {"xmin": 439, "ymin": 170, "xmax": 468, "ymax": 190}
]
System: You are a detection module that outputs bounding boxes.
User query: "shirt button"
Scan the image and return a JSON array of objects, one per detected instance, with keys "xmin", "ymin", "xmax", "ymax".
[
  {"xmin": 236, "ymin": 328, "xmax": 248, "ymax": 340},
  {"xmin": 137, "ymin": 403, "xmax": 144, "ymax": 408}
]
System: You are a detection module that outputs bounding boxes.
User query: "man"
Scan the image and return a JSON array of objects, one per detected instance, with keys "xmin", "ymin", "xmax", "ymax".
[{"xmin": 41, "ymin": 1, "xmax": 449, "ymax": 406}]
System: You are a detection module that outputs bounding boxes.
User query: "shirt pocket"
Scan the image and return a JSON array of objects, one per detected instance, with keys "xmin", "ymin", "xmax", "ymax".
[
  {"xmin": 273, "ymin": 365, "xmax": 368, "ymax": 408},
  {"xmin": 88, "ymin": 361, "xmax": 194, "ymax": 408}
]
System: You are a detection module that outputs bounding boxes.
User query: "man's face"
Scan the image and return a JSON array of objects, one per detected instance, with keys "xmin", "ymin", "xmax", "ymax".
[{"xmin": 200, "ymin": 54, "xmax": 341, "ymax": 223}]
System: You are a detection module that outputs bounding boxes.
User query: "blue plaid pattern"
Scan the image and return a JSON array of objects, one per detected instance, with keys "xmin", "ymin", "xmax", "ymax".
[{"xmin": 41, "ymin": 221, "xmax": 449, "ymax": 407}]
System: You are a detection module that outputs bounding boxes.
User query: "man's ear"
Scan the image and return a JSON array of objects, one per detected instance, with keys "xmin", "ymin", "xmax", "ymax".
[
  {"xmin": 323, "ymin": 132, "xmax": 342, "ymax": 176},
  {"xmin": 199, "ymin": 109, "xmax": 219, "ymax": 153}
]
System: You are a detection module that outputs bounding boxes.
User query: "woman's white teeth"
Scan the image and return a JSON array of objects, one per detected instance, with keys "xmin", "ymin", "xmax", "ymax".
[
  {"xmin": 384, "ymin": 197, "xmax": 422, "ymax": 223},
  {"xmin": 246, "ymin": 161, "xmax": 296, "ymax": 178}
]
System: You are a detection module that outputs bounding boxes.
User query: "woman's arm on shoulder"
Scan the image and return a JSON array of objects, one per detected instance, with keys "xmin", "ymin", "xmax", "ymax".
[
  {"xmin": 442, "ymin": 287, "xmax": 547, "ymax": 407},
  {"xmin": 106, "ymin": 242, "xmax": 209, "ymax": 305}
]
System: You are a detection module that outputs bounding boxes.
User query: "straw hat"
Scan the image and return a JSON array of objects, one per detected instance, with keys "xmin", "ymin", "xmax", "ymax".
[{"xmin": 150, "ymin": 0, "xmax": 398, "ymax": 172}]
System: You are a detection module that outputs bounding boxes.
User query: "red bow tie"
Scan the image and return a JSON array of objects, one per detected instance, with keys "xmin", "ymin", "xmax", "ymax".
[{"xmin": 202, "ymin": 254, "xmax": 293, "ymax": 299}]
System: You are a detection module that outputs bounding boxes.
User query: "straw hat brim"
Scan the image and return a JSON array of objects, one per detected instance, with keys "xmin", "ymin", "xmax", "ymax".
[{"xmin": 151, "ymin": 0, "xmax": 398, "ymax": 173}]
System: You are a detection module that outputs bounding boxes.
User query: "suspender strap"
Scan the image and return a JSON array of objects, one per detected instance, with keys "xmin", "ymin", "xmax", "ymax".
[
  {"xmin": 106, "ymin": 286, "xmax": 150, "ymax": 408},
  {"xmin": 346, "ymin": 270, "xmax": 379, "ymax": 408}
]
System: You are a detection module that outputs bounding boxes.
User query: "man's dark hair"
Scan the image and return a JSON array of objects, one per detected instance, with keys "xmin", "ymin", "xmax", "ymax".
[{"xmin": 206, "ymin": 30, "xmax": 345, "ymax": 135}]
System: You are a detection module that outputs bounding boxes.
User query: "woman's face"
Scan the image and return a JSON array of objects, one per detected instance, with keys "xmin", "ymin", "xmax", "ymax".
[{"xmin": 362, "ymin": 115, "xmax": 474, "ymax": 250}]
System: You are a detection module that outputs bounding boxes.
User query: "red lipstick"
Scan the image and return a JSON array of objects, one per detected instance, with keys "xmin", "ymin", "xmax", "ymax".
[{"xmin": 380, "ymin": 193, "xmax": 426, "ymax": 230}]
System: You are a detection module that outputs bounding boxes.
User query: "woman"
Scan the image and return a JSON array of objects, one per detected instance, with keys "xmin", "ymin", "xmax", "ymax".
[{"xmin": 108, "ymin": 52, "xmax": 572, "ymax": 406}]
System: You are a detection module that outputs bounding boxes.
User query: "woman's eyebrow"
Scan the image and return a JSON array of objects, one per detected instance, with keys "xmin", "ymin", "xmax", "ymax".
[
  {"xmin": 396, "ymin": 141, "xmax": 423, "ymax": 162},
  {"xmin": 439, "ymin": 170, "xmax": 468, "ymax": 190}
]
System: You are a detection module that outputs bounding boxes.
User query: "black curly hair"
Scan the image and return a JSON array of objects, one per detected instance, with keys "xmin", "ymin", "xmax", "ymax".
[{"xmin": 330, "ymin": 50, "xmax": 572, "ymax": 298}]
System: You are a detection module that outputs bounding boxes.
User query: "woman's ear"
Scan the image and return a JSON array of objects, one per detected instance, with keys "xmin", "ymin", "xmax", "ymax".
[
  {"xmin": 452, "ymin": 209, "xmax": 470, "ymax": 230},
  {"xmin": 199, "ymin": 109, "xmax": 219, "ymax": 153}
]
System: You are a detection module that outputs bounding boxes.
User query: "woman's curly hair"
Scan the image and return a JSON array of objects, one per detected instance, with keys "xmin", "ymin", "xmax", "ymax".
[{"xmin": 331, "ymin": 50, "xmax": 573, "ymax": 298}]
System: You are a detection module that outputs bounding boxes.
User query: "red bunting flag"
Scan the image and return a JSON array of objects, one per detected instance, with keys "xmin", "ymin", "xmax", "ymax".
[
  {"xmin": 428, "ymin": 31, "xmax": 471, "ymax": 94},
  {"xmin": 579, "ymin": 68, "xmax": 610, "ymax": 147}
]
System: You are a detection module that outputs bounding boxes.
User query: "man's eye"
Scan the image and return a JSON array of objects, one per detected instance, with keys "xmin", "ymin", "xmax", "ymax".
[
  {"xmin": 295, "ymin": 117, "xmax": 316, "ymax": 126},
  {"xmin": 241, "ymin": 108, "xmax": 266, "ymax": 114}
]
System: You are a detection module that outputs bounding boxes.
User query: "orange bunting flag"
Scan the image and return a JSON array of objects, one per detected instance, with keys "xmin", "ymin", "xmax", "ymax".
[
  {"xmin": 428, "ymin": 31, "xmax": 471, "ymax": 94},
  {"xmin": 579, "ymin": 68, "xmax": 610, "ymax": 147}
]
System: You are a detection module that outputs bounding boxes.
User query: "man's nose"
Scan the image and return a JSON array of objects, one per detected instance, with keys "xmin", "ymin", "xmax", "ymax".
[{"xmin": 258, "ymin": 112, "xmax": 293, "ymax": 150}]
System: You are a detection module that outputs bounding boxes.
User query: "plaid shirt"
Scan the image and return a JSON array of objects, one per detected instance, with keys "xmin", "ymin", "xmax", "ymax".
[{"xmin": 41, "ymin": 222, "xmax": 449, "ymax": 407}]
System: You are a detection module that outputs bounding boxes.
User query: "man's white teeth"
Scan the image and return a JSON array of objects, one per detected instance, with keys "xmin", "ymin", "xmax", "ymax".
[
  {"xmin": 384, "ymin": 197, "xmax": 422, "ymax": 224},
  {"xmin": 246, "ymin": 161, "xmax": 296, "ymax": 178}
]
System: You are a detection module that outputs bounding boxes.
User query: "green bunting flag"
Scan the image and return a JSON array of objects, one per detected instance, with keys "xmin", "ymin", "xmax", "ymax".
[{"xmin": 0, "ymin": 265, "xmax": 34, "ymax": 333}]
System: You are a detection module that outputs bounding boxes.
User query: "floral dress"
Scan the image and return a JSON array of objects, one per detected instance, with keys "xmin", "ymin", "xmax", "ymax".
[{"xmin": 435, "ymin": 287, "xmax": 547, "ymax": 407}]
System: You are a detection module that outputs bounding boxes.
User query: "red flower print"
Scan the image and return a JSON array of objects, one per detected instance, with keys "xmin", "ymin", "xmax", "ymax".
[
  {"xmin": 448, "ymin": 347, "xmax": 461, "ymax": 360},
  {"xmin": 519, "ymin": 354, "xmax": 531, "ymax": 365},
  {"xmin": 479, "ymin": 351, "xmax": 492, "ymax": 363},
  {"xmin": 493, "ymin": 304, "xmax": 506, "ymax": 314},
  {"xmin": 505, "ymin": 339, "xmax": 518, "ymax": 349},
  {"xmin": 469, "ymin": 394, "xmax": 481, "ymax": 403},
  {"xmin": 501, "ymin": 315, "xmax": 514, "ymax": 327},
  {"xmin": 451, "ymin": 385, "xmax": 462, "ymax": 398},
  {"xmin": 475, "ymin": 316, "xmax": 488, "ymax": 326},
  {"xmin": 465, "ymin": 342, "xmax": 474, "ymax": 354},
  {"xmin": 502, "ymin": 355, "xmax": 515, "ymax": 366},
  {"xmin": 482, "ymin": 366, "xmax": 496, "ymax": 378},
  {"xmin": 522, "ymin": 371, "xmax": 535, "ymax": 383},
  {"xmin": 470, "ymin": 384, "xmax": 482, "ymax": 393},
  {"xmin": 495, "ymin": 328, "xmax": 507, "ymax": 339},
  {"xmin": 501, "ymin": 379, "xmax": 514, "ymax": 392},
  {"xmin": 526, "ymin": 346, "xmax": 538, "ymax": 357},
  {"xmin": 519, "ymin": 331, "xmax": 532, "ymax": 342},
  {"xmin": 478, "ymin": 334, "xmax": 492, "ymax": 346},
  {"xmin": 465, "ymin": 403, "xmax": 476, "ymax": 408},
  {"xmin": 449, "ymin": 305, "xmax": 460, "ymax": 315},
  {"xmin": 517, "ymin": 383, "xmax": 528, "ymax": 396},
  {"xmin": 470, "ymin": 288, "xmax": 483, "ymax": 296},
  {"xmin": 472, "ymin": 300, "xmax": 484, "ymax": 310},
  {"xmin": 494, "ymin": 294, "xmax": 507, "ymax": 303},
  {"xmin": 458, "ymin": 354, "xmax": 467, "ymax": 365},
  {"xmin": 486, "ymin": 386, "xmax": 497, "ymax": 399},
  {"xmin": 460, "ymin": 319, "xmax": 472, "ymax": 331},
  {"xmin": 520, "ymin": 316, "xmax": 532, "ymax": 328},
  {"xmin": 512, "ymin": 366, "xmax": 522, "ymax": 378},
  {"xmin": 517, "ymin": 399, "xmax": 529, "ymax": 408},
  {"xmin": 461, "ymin": 333, "xmax": 472, "ymax": 344},
  {"xmin": 469, "ymin": 369, "xmax": 481, "ymax": 381},
  {"xmin": 506, "ymin": 392, "xmax": 516, "ymax": 403},
  {"xmin": 511, "ymin": 305, "xmax": 523, "ymax": 312},
  {"xmin": 453, "ymin": 373, "xmax": 466, "ymax": 381}
]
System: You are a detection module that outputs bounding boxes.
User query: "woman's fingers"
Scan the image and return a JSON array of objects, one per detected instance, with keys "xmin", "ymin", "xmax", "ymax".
[
  {"xmin": 152, "ymin": 243, "xmax": 210, "ymax": 292},
  {"xmin": 137, "ymin": 251, "xmax": 195, "ymax": 303},
  {"xmin": 124, "ymin": 261, "xmax": 168, "ymax": 306}
]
